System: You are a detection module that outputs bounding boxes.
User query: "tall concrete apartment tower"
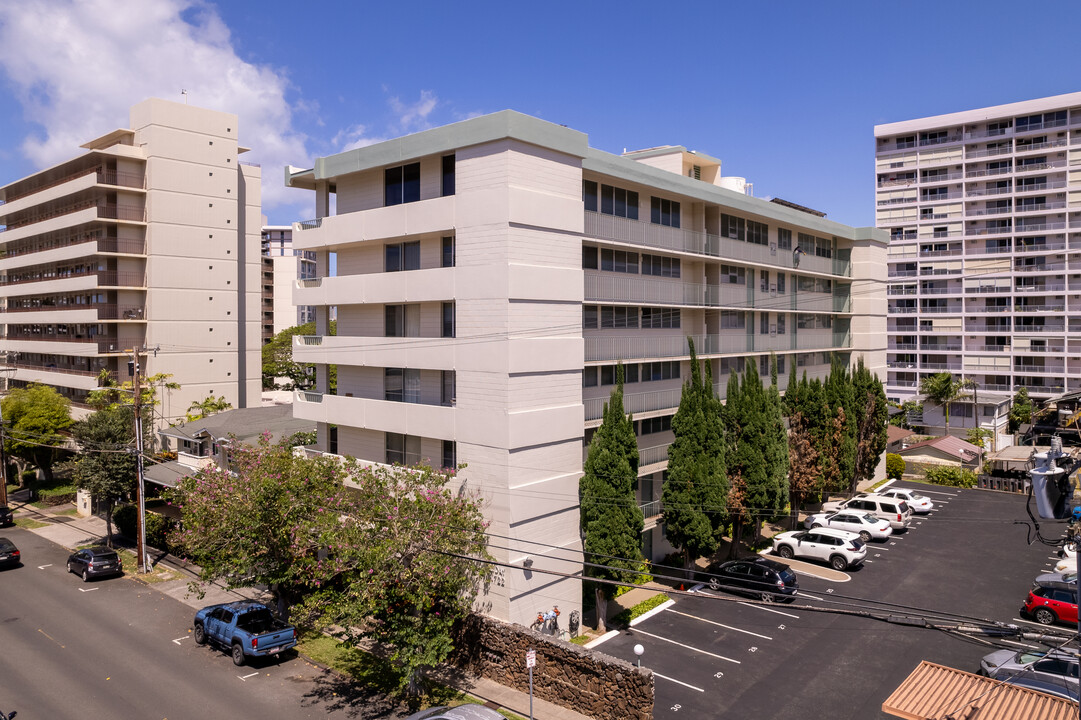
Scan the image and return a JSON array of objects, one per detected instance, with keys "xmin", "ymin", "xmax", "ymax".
[
  {"xmin": 0, "ymin": 98, "xmax": 262, "ymax": 422},
  {"xmin": 876, "ymin": 92, "xmax": 1081, "ymax": 435},
  {"xmin": 261, "ymin": 223, "xmax": 316, "ymax": 343},
  {"xmin": 287, "ymin": 110, "xmax": 886, "ymax": 625}
]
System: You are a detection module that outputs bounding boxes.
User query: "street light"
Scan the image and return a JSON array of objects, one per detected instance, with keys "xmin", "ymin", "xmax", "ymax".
[{"xmin": 633, "ymin": 643, "xmax": 644, "ymax": 668}]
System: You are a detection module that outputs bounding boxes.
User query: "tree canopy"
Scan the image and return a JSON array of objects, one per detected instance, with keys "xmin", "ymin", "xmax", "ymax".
[
  {"xmin": 66, "ymin": 406, "xmax": 137, "ymax": 545},
  {"xmin": 920, "ymin": 371, "xmax": 963, "ymax": 434},
  {"xmin": 2, "ymin": 383, "xmax": 72, "ymax": 482},
  {"xmin": 262, "ymin": 321, "xmax": 337, "ymax": 391}
]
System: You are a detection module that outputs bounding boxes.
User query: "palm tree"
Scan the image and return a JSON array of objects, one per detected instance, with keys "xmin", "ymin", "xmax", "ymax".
[{"xmin": 920, "ymin": 372, "xmax": 962, "ymax": 436}]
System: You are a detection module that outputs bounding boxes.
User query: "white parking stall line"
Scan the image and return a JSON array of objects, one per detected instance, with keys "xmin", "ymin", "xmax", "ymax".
[
  {"xmin": 78, "ymin": 587, "xmax": 98, "ymax": 593},
  {"xmin": 653, "ymin": 672, "xmax": 705, "ymax": 692},
  {"xmin": 631, "ymin": 628, "xmax": 742, "ymax": 664},
  {"xmin": 905, "ymin": 488, "xmax": 957, "ymax": 497},
  {"xmin": 666, "ymin": 609, "xmax": 773, "ymax": 640},
  {"xmin": 584, "ymin": 629, "xmax": 620, "ymax": 649},
  {"xmin": 737, "ymin": 602, "xmax": 799, "ymax": 619},
  {"xmin": 630, "ymin": 599, "xmax": 675, "ymax": 626},
  {"xmin": 238, "ymin": 672, "xmax": 259, "ymax": 681},
  {"xmin": 796, "ymin": 591, "xmax": 824, "ymax": 601},
  {"xmin": 998, "ymin": 638, "xmax": 1043, "ymax": 650},
  {"xmin": 172, "ymin": 636, "xmax": 189, "ymax": 645},
  {"xmin": 37, "ymin": 564, "xmax": 52, "ymax": 569},
  {"xmin": 1011, "ymin": 617, "xmax": 1057, "ymax": 630}
]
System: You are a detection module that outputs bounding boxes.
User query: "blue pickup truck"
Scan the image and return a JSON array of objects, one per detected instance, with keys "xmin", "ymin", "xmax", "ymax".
[{"xmin": 192, "ymin": 601, "xmax": 297, "ymax": 666}]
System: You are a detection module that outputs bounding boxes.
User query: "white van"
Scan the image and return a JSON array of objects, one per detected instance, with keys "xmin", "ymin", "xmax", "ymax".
[{"xmin": 822, "ymin": 493, "xmax": 913, "ymax": 531}]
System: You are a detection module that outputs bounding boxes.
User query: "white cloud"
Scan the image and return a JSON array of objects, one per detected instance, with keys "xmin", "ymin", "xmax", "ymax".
[
  {"xmin": 389, "ymin": 90, "xmax": 438, "ymax": 132},
  {"xmin": 332, "ymin": 124, "xmax": 388, "ymax": 152},
  {"xmin": 0, "ymin": 0, "xmax": 311, "ymax": 215}
]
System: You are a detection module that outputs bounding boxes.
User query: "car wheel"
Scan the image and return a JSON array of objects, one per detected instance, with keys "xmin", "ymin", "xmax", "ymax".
[
  {"xmin": 810, "ymin": 523, "xmax": 822, "ymax": 529},
  {"xmin": 193, "ymin": 623, "xmax": 207, "ymax": 645},
  {"xmin": 82, "ymin": 569, "xmax": 90, "ymax": 583},
  {"xmin": 760, "ymin": 591, "xmax": 775, "ymax": 603},
  {"xmin": 859, "ymin": 530, "xmax": 871, "ymax": 543},
  {"xmin": 829, "ymin": 555, "xmax": 848, "ymax": 571},
  {"xmin": 66, "ymin": 562, "xmax": 72, "ymax": 574},
  {"xmin": 707, "ymin": 577, "xmax": 720, "ymax": 591},
  {"xmin": 1035, "ymin": 607, "xmax": 1057, "ymax": 625},
  {"xmin": 231, "ymin": 642, "xmax": 246, "ymax": 666},
  {"xmin": 776, "ymin": 545, "xmax": 794, "ymax": 560}
]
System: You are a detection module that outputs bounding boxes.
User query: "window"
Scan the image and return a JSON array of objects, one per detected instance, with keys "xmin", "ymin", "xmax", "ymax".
[
  {"xmin": 642, "ymin": 254, "xmax": 680, "ymax": 278},
  {"xmin": 599, "ymin": 184, "xmax": 639, "ymax": 219},
  {"xmin": 441, "ymin": 155, "xmax": 455, "ymax": 197},
  {"xmin": 777, "ymin": 314, "xmax": 786, "ymax": 335},
  {"xmin": 385, "ymin": 241, "xmax": 420, "ymax": 272},
  {"xmin": 777, "ymin": 273, "xmax": 786, "ymax": 294},
  {"xmin": 441, "ymin": 236, "xmax": 455, "ymax": 268},
  {"xmin": 760, "ymin": 272, "xmax": 770, "ymax": 293},
  {"xmin": 721, "ymin": 214, "xmax": 745, "ymax": 240},
  {"xmin": 760, "ymin": 313, "xmax": 771, "ymax": 335},
  {"xmin": 796, "ymin": 314, "xmax": 833, "ymax": 329},
  {"xmin": 776, "ymin": 355, "xmax": 786, "ymax": 374},
  {"xmin": 720, "ymin": 310, "xmax": 745, "ymax": 329},
  {"xmin": 385, "ymin": 304, "xmax": 420, "ymax": 337},
  {"xmin": 721, "ymin": 264, "xmax": 746, "ymax": 285},
  {"xmin": 720, "ymin": 357, "xmax": 745, "ymax": 375},
  {"xmin": 442, "ymin": 440, "xmax": 457, "ymax": 470},
  {"xmin": 600, "ymin": 306, "xmax": 638, "ymax": 329},
  {"xmin": 601, "ymin": 248, "xmax": 639, "ymax": 273},
  {"xmin": 641, "ymin": 307, "xmax": 680, "ymax": 329},
  {"xmin": 599, "ymin": 364, "xmax": 638, "ymax": 385},
  {"xmin": 747, "ymin": 220, "xmax": 768, "ymax": 246},
  {"xmin": 386, "ymin": 432, "xmax": 421, "ymax": 465},
  {"xmin": 385, "ymin": 162, "xmax": 420, "ymax": 206},
  {"xmin": 583, "ymin": 305, "xmax": 598, "ymax": 329},
  {"xmin": 777, "ymin": 228, "xmax": 792, "ymax": 251},
  {"xmin": 759, "ymin": 355, "xmax": 770, "ymax": 375},
  {"xmin": 639, "ymin": 416, "xmax": 673, "ymax": 435},
  {"xmin": 641, "ymin": 361, "xmax": 680, "ymax": 382},
  {"xmin": 583, "ymin": 367, "xmax": 598, "ymax": 387},
  {"xmin": 385, "ymin": 367, "xmax": 420, "ymax": 403},
  {"xmin": 650, "ymin": 197, "xmax": 681, "ymax": 228},
  {"xmin": 583, "ymin": 180, "xmax": 598, "ymax": 212},
  {"xmin": 442, "ymin": 302, "xmax": 455, "ymax": 338},
  {"xmin": 582, "ymin": 246, "xmax": 598, "ymax": 269},
  {"xmin": 815, "ymin": 237, "xmax": 833, "ymax": 259},
  {"xmin": 441, "ymin": 370, "xmax": 455, "ymax": 406}
]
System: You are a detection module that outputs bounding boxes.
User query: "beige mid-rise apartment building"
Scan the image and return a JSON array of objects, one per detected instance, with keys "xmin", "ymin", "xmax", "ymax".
[
  {"xmin": 876, "ymin": 92, "xmax": 1081, "ymax": 435},
  {"xmin": 0, "ymin": 98, "xmax": 262, "ymax": 423},
  {"xmin": 261, "ymin": 224, "xmax": 316, "ymax": 343},
  {"xmin": 286, "ymin": 110, "xmax": 886, "ymax": 625}
]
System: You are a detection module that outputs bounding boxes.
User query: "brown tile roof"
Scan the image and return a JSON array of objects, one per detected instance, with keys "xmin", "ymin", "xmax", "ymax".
[
  {"xmin": 882, "ymin": 661, "xmax": 1075, "ymax": 720},
  {"xmin": 887, "ymin": 425, "xmax": 915, "ymax": 444}
]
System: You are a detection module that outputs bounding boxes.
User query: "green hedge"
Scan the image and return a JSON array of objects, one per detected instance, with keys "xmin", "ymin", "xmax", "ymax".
[
  {"xmin": 37, "ymin": 485, "xmax": 77, "ymax": 506},
  {"xmin": 611, "ymin": 593, "xmax": 669, "ymax": 628},
  {"xmin": 924, "ymin": 465, "xmax": 977, "ymax": 488},
  {"xmin": 113, "ymin": 505, "xmax": 177, "ymax": 551}
]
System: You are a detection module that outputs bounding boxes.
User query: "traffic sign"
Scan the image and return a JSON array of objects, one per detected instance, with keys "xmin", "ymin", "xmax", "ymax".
[{"xmin": 526, "ymin": 649, "xmax": 536, "ymax": 668}]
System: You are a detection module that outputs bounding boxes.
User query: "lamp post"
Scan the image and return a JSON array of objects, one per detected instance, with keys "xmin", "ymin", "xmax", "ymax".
[{"xmin": 634, "ymin": 643, "xmax": 644, "ymax": 668}]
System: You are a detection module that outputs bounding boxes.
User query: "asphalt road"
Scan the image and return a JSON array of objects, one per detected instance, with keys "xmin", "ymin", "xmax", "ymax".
[
  {"xmin": 0, "ymin": 526, "xmax": 413, "ymax": 720},
  {"xmin": 598, "ymin": 485, "xmax": 1072, "ymax": 720}
]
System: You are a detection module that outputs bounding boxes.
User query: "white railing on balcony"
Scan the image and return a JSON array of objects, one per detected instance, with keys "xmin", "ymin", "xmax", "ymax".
[
  {"xmin": 583, "ymin": 331, "xmax": 846, "ymax": 362},
  {"xmin": 639, "ymin": 445, "xmax": 671, "ymax": 468},
  {"xmin": 639, "ymin": 499, "xmax": 663, "ymax": 519},
  {"xmin": 584, "ymin": 387, "xmax": 682, "ymax": 422},
  {"xmin": 584, "ymin": 274, "xmax": 754, "ymax": 309}
]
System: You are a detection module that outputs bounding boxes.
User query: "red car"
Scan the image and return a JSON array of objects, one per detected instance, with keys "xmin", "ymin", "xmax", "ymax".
[{"xmin": 1023, "ymin": 581, "xmax": 1078, "ymax": 625}]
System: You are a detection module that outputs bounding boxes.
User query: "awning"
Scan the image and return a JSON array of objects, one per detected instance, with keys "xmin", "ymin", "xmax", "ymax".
[{"xmin": 883, "ymin": 661, "xmax": 1074, "ymax": 720}]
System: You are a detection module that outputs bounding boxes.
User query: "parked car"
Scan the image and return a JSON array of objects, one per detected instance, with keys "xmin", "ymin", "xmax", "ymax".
[
  {"xmin": 405, "ymin": 705, "xmax": 507, "ymax": 720},
  {"xmin": 0, "ymin": 506, "xmax": 13, "ymax": 526},
  {"xmin": 1022, "ymin": 581, "xmax": 1078, "ymax": 625},
  {"xmin": 876, "ymin": 487, "xmax": 934, "ymax": 514},
  {"xmin": 66, "ymin": 546, "xmax": 123, "ymax": 582},
  {"xmin": 1034, "ymin": 571, "xmax": 1076, "ymax": 588},
  {"xmin": 0, "ymin": 537, "xmax": 21, "ymax": 569},
  {"xmin": 803, "ymin": 511, "xmax": 893, "ymax": 542},
  {"xmin": 193, "ymin": 601, "xmax": 297, "ymax": 666},
  {"xmin": 822, "ymin": 494, "xmax": 913, "ymax": 531},
  {"xmin": 772, "ymin": 528, "xmax": 866, "ymax": 571},
  {"xmin": 693, "ymin": 556, "xmax": 798, "ymax": 602},
  {"xmin": 1000, "ymin": 675, "xmax": 1079, "ymax": 702},
  {"xmin": 979, "ymin": 648, "xmax": 1080, "ymax": 698}
]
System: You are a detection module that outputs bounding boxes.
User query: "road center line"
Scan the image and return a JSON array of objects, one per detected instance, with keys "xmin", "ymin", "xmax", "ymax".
[
  {"xmin": 631, "ymin": 628, "xmax": 741, "ymax": 664},
  {"xmin": 737, "ymin": 602, "xmax": 799, "ymax": 618},
  {"xmin": 172, "ymin": 636, "xmax": 189, "ymax": 645},
  {"xmin": 238, "ymin": 672, "xmax": 259, "ymax": 681},
  {"xmin": 666, "ymin": 609, "xmax": 773, "ymax": 640},
  {"xmin": 653, "ymin": 672, "xmax": 705, "ymax": 692}
]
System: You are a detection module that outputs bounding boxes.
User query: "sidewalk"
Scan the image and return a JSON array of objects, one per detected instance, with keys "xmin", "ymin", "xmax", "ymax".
[{"xmin": 8, "ymin": 491, "xmax": 593, "ymax": 720}]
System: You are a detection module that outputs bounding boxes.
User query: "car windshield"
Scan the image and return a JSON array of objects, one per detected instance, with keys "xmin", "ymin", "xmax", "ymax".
[
  {"xmin": 857, "ymin": 513, "xmax": 877, "ymax": 524},
  {"xmin": 1018, "ymin": 652, "xmax": 1047, "ymax": 665}
]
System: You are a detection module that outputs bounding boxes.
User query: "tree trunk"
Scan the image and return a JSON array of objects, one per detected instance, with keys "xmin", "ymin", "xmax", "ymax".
[
  {"xmin": 104, "ymin": 501, "xmax": 114, "ymax": 548},
  {"xmin": 594, "ymin": 585, "xmax": 609, "ymax": 633},
  {"xmin": 728, "ymin": 515, "xmax": 744, "ymax": 559},
  {"xmin": 790, "ymin": 494, "xmax": 803, "ymax": 530}
]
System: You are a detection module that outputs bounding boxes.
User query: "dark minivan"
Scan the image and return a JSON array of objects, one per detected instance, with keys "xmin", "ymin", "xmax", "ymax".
[{"xmin": 67, "ymin": 546, "xmax": 123, "ymax": 582}]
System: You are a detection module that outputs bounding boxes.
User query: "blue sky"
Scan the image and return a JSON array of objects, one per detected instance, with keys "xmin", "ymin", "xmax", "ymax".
[{"xmin": 0, "ymin": 0, "xmax": 1077, "ymax": 227}]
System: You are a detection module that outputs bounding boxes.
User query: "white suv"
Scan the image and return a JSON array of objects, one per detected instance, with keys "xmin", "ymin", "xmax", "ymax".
[{"xmin": 772, "ymin": 527, "xmax": 867, "ymax": 570}]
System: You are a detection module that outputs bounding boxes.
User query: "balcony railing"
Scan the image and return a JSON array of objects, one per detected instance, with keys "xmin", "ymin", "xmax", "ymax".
[
  {"xmin": 1015, "ymin": 201, "xmax": 1067, "ymax": 213},
  {"xmin": 2, "ymin": 167, "xmax": 145, "ymax": 204},
  {"xmin": 639, "ymin": 499, "xmax": 663, "ymax": 519},
  {"xmin": 585, "ymin": 387, "xmax": 682, "ymax": 422},
  {"xmin": 1, "ymin": 333, "xmax": 121, "ymax": 351},
  {"xmin": 295, "ymin": 218, "xmax": 322, "ymax": 230},
  {"xmin": 6, "ymin": 362, "xmax": 114, "ymax": 379},
  {"xmin": 583, "ymin": 331, "xmax": 847, "ymax": 362},
  {"xmin": 0, "ymin": 303, "xmax": 145, "ymax": 319},
  {"xmin": 1015, "ymin": 283, "xmax": 1066, "ymax": 292},
  {"xmin": 0, "ymin": 270, "xmax": 146, "ymax": 288},
  {"xmin": 1014, "ymin": 263, "xmax": 1065, "ymax": 273},
  {"xmin": 1, "ymin": 201, "xmax": 146, "ymax": 231}
]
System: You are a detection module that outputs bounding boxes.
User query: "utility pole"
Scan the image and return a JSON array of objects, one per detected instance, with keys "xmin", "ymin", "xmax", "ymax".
[
  {"xmin": 0, "ymin": 361, "xmax": 15, "ymax": 509},
  {"xmin": 128, "ymin": 347, "xmax": 149, "ymax": 574}
]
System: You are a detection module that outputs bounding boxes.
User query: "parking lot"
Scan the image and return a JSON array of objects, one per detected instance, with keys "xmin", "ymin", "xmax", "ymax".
[{"xmin": 595, "ymin": 484, "xmax": 1073, "ymax": 719}]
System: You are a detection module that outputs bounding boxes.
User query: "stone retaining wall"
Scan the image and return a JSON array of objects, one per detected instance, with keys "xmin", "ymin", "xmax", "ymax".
[{"xmin": 452, "ymin": 614, "xmax": 653, "ymax": 720}]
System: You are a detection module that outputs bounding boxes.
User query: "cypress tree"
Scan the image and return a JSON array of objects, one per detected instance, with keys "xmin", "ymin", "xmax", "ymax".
[
  {"xmin": 850, "ymin": 357, "xmax": 889, "ymax": 494},
  {"xmin": 579, "ymin": 363, "xmax": 643, "ymax": 631}
]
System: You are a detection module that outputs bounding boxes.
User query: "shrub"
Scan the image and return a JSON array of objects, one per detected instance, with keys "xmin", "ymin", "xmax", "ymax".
[
  {"xmin": 37, "ymin": 486, "xmax": 77, "ymax": 506},
  {"xmin": 20, "ymin": 469, "xmax": 36, "ymax": 484},
  {"xmin": 886, "ymin": 454, "xmax": 905, "ymax": 481},
  {"xmin": 610, "ymin": 593, "xmax": 669, "ymax": 628},
  {"xmin": 924, "ymin": 465, "xmax": 977, "ymax": 488},
  {"xmin": 112, "ymin": 505, "xmax": 176, "ymax": 551},
  {"xmin": 114, "ymin": 504, "xmax": 136, "ymax": 537}
]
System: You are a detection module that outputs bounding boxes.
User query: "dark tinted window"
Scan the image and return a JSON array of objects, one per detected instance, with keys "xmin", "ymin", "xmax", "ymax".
[
  {"xmin": 441, "ymin": 154, "xmax": 455, "ymax": 197},
  {"xmin": 221, "ymin": 610, "xmax": 235, "ymax": 624},
  {"xmin": 1053, "ymin": 589, "xmax": 1077, "ymax": 603},
  {"xmin": 583, "ymin": 180, "xmax": 598, "ymax": 212}
]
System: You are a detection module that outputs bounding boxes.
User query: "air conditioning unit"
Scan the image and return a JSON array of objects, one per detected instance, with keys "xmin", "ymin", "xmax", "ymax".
[
  {"xmin": 770, "ymin": 325, "xmax": 777, "ymax": 337},
  {"xmin": 770, "ymin": 242, "xmax": 778, "ymax": 255}
]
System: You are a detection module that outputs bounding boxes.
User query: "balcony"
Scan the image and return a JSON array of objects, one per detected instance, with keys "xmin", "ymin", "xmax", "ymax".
[
  {"xmin": 1015, "ymin": 160, "xmax": 1066, "ymax": 173},
  {"xmin": 0, "ymin": 270, "xmax": 147, "ymax": 293},
  {"xmin": 888, "ymin": 306, "xmax": 918, "ymax": 314},
  {"xmin": 1014, "ymin": 262, "xmax": 1065, "ymax": 273},
  {"xmin": 1015, "ymin": 283, "xmax": 1066, "ymax": 292},
  {"xmin": 582, "ymin": 331, "xmax": 846, "ymax": 362},
  {"xmin": 920, "ymin": 170, "xmax": 965, "ymax": 183},
  {"xmin": 292, "ymin": 390, "xmax": 456, "ymax": 440},
  {"xmin": 584, "ymin": 274, "xmax": 753, "ymax": 309},
  {"xmin": 585, "ymin": 387, "xmax": 681, "ymax": 422},
  {"xmin": 1015, "ymin": 201, "xmax": 1067, "ymax": 214},
  {"xmin": 584, "ymin": 212, "xmax": 850, "ymax": 277},
  {"xmin": 290, "ymin": 195, "xmax": 457, "ymax": 251},
  {"xmin": 965, "ymin": 167, "xmax": 1013, "ymax": 179},
  {"xmin": 965, "ymin": 185, "xmax": 1013, "ymax": 197},
  {"xmin": 2, "ymin": 167, "xmax": 145, "ymax": 205},
  {"xmin": 919, "ymin": 134, "xmax": 962, "ymax": 147},
  {"xmin": 964, "ymin": 146, "xmax": 1013, "ymax": 160},
  {"xmin": 1014, "ymin": 180, "xmax": 1067, "ymax": 193},
  {"xmin": 1016, "ymin": 304, "xmax": 1065, "ymax": 313},
  {"xmin": 1015, "ymin": 240, "xmax": 1065, "ymax": 253},
  {"xmin": 0, "ymin": 303, "xmax": 145, "ymax": 323},
  {"xmin": 920, "ymin": 343, "xmax": 962, "ymax": 352},
  {"xmin": 1, "ymin": 201, "xmax": 145, "ymax": 232}
]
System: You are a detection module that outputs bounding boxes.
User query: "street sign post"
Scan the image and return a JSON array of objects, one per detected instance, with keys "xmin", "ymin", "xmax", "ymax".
[{"xmin": 526, "ymin": 649, "xmax": 536, "ymax": 720}]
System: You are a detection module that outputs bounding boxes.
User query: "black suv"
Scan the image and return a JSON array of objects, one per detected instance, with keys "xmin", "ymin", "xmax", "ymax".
[
  {"xmin": 0, "ymin": 537, "xmax": 21, "ymax": 569},
  {"xmin": 696, "ymin": 556, "xmax": 798, "ymax": 602},
  {"xmin": 67, "ymin": 546, "xmax": 123, "ymax": 582},
  {"xmin": 0, "ymin": 506, "xmax": 12, "ymax": 526}
]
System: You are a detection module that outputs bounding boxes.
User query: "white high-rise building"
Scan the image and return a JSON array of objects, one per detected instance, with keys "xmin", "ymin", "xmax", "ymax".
[
  {"xmin": 287, "ymin": 110, "xmax": 887, "ymax": 625},
  {"xmin": 0, "ymin": 98, "xmax": 263, "ymax": 422},
  {"xmin": 261, "ymin": 224, "xmax": 316, "ymax": 342},
  {"xmin": 876, "ymin": 92, "xmax": 1081, "ymax": 436}
]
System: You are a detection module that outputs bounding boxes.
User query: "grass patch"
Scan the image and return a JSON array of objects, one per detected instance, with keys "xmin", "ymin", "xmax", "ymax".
[
  {"xmin": 870, "ymin": 478, "xmax": 892, "ymax": 490},
  {"xmin": 569, "ymin": 635, "xmax": 593, "ymax": 646},
  {"xmin": 53, "ymin": 507, "xmax": 79, "ymax": 516},
  {"xmin": 14, "ymin": 517, "xmax": 47, "ymax": 529},
  {"xmin": 611, "ymin": 593, "xmax": 670, "ymax": 628},
  {"xmin": 296, "ymin": 631, "xmax": 526, "ymax": 719}
]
